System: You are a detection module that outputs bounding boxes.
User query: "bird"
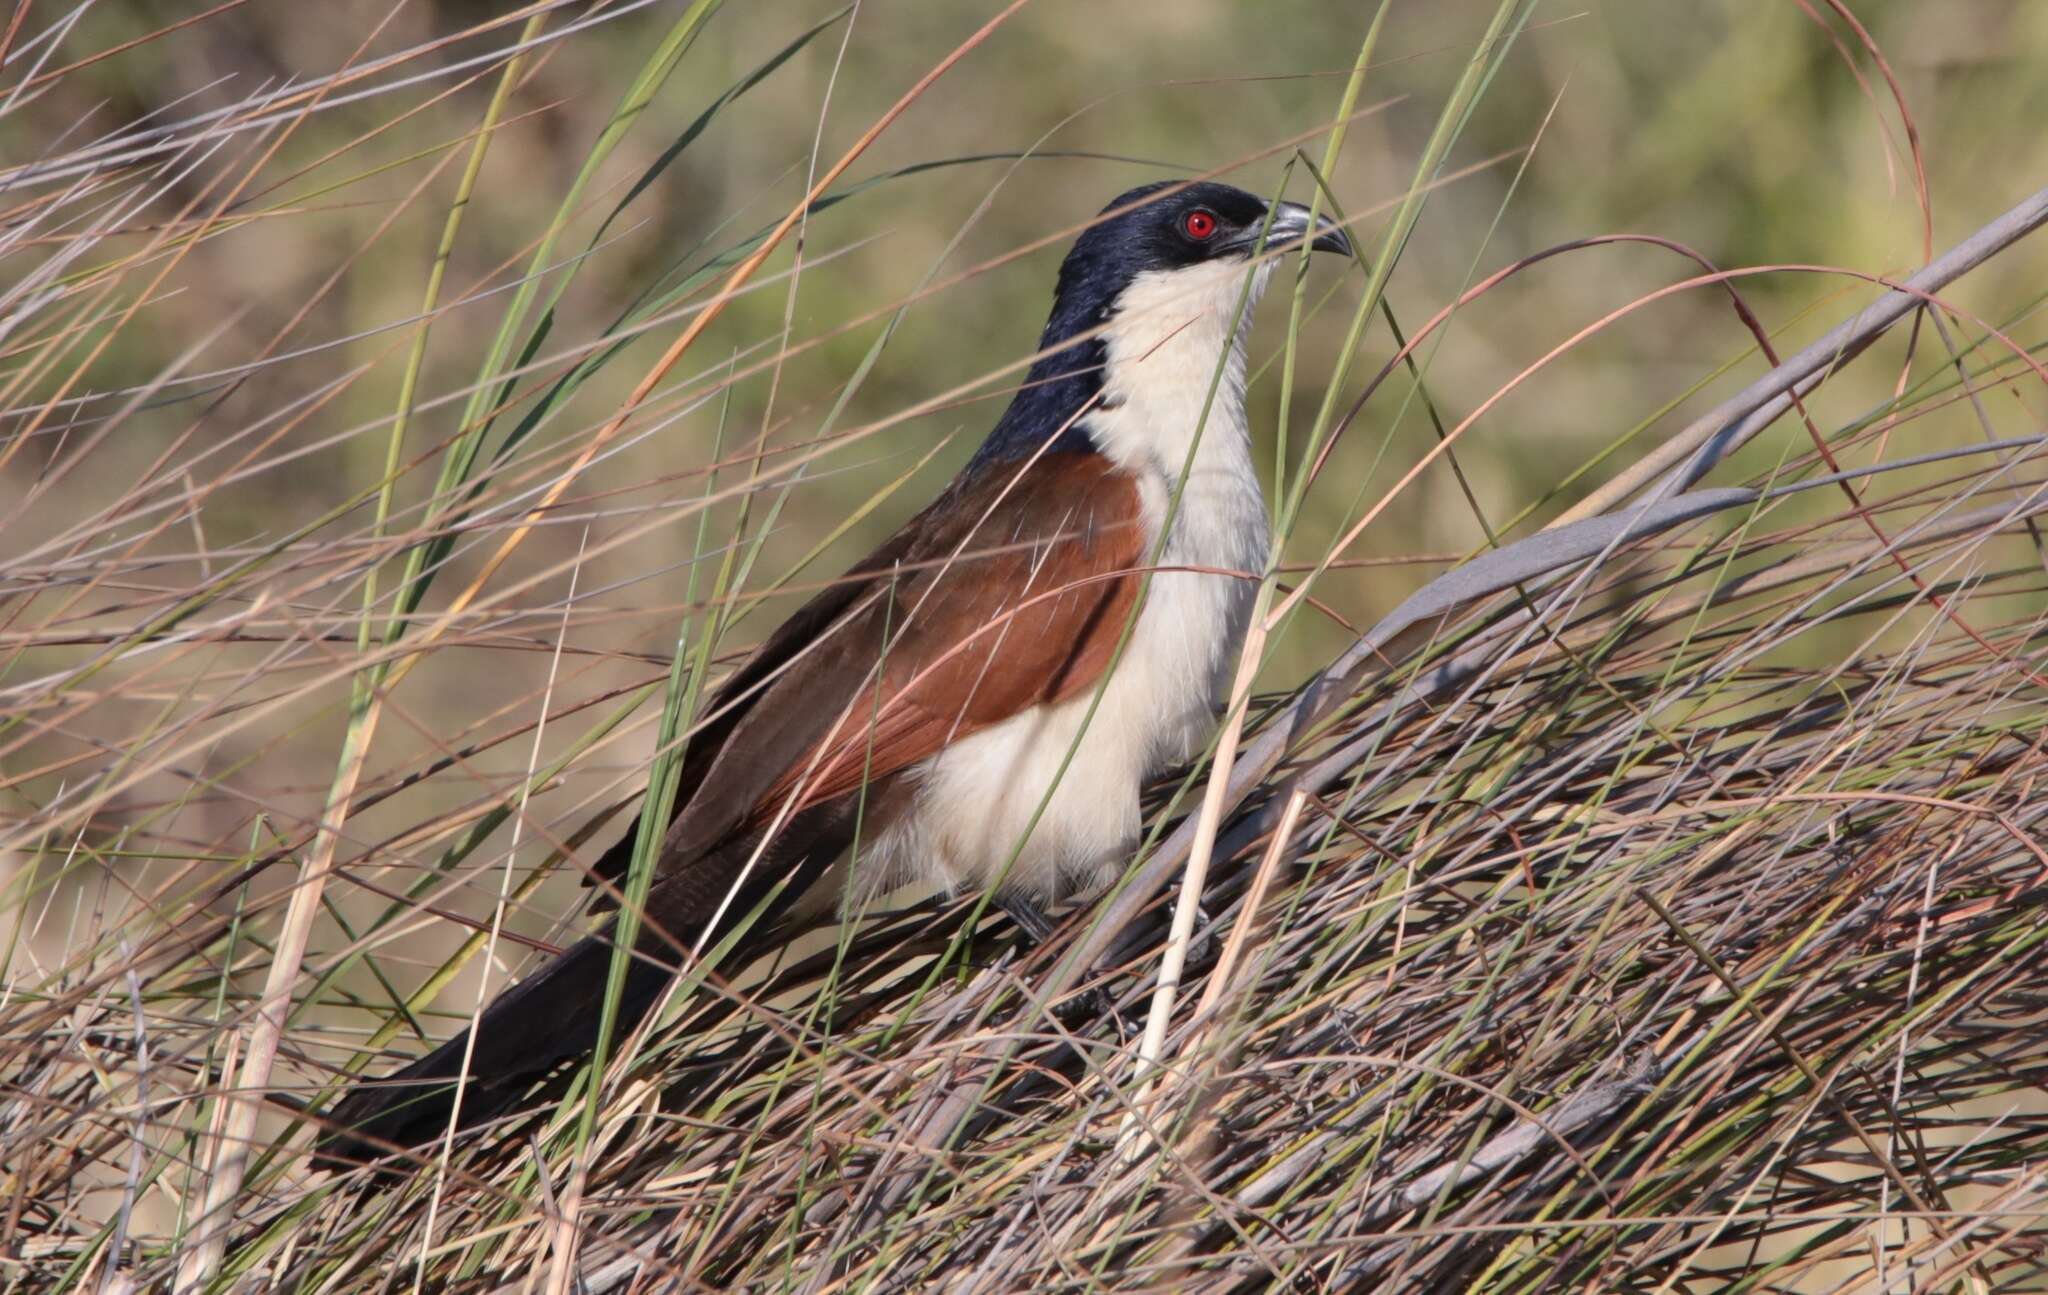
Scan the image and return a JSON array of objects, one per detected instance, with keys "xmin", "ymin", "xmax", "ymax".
[{"xmin": 316, "ymin": 179, "xmax": 1351, "ymax": 1168}]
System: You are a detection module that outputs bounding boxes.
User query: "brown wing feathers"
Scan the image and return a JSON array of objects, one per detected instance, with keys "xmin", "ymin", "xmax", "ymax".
[
  {"xmin": 580, "ymin": 528, "xmax": 914, "ymax": 898},
  {"xmin": 589, "ymin": 454, "xmax": 1144, "ymax": 939},
  {"xmin": 763, "ymin": 458, "xmax": 1144, "ymax": 812}
]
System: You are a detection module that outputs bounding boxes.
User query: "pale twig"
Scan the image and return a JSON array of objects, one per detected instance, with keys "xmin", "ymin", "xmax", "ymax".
[
  {"xmin": 1117, "ymin": 583, "xmax": 1274, "ymax": 1159},
  {"xmin": 1146, "ymin": 789, "xmax": 1307, "ymax": 1266},
  {"xmin": 1191, "ymin": 788, "xmax": 1305, "ymax": 1027},
  {"xmin": 171, "ymin": 16, "xmax": 425, "ymax": 1289}
]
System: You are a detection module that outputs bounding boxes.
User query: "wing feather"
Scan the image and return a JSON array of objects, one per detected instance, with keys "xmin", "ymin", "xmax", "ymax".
[
  {"xmin": 591, "ymin": 452, "xmax": 1146, "ymax": 926},
  {"xmin": 754, "ymin": 455, "xmax": 1145, "ymax": 814}
]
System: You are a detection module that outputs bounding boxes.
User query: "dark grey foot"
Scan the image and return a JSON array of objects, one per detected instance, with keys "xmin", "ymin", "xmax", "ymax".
[
  {"xmin": 993, "ymin": 896, "xmax": 1125, "ymax": 1031},
  {"xmin": 997, "ymin": 895, "xmax": 1059, "ymax": 946},
  {"xmin": 1187, "ymin": 901, "xmax": 1219, "ymax": 967},
  {"xmin": 1069, "ymin": 978, "xmax": 1128, "ymax": 1041}
]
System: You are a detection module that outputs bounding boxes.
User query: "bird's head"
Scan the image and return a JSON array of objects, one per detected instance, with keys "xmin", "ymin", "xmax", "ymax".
[
  {"xmin": 1058, "ymin": 180, "xmax": 1352, "ymax": 292},
  {"xmin": 976, "ymin": 180, "xmax": 1352, "ymax": 467}
]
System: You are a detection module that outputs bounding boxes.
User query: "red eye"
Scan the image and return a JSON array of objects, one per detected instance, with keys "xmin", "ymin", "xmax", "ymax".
[{"xmin": 1182, "ymin": 209, "xmax": 1217, "ymax": 241}]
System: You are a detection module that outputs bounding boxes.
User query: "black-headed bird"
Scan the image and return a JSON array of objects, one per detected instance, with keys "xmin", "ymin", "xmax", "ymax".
[{"xmin": 317, "ymin": 180, "xmax": 1350, "ymax": 1167}]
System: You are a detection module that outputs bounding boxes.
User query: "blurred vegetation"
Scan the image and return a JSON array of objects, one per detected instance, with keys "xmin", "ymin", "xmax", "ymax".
[
  {"xmin": 11, "ymin": 0, "xmax": 2048, "ymax": 828},
  {"xmin": 3, "ymin": 1, "xmax": 2047, "ymax": 1290}
]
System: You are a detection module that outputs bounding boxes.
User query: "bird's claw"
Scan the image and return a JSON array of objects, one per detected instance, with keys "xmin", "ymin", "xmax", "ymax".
[{"xmin": 1183, "ymin": 901, "xmax": 1219, "ymax": 968}]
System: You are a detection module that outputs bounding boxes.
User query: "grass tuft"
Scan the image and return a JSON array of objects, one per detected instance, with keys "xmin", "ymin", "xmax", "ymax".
[{"xmin": 3, "ymin": 4, "xmax": 2046, "ymax": 1291}]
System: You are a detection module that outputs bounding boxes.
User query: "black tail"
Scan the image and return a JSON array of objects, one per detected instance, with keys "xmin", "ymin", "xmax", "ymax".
[
  {"xmin": 313, "ymin": 928, "xmax": 672, "ymax": 1170},
  {"xmin": 314, "ymin": 799, "xmax": 861, "ymax": 1171}
]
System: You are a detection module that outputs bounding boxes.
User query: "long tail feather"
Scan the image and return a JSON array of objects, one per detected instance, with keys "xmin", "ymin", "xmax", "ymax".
[
  {"xmin": 313, "ymin": 930, "xmax": 669, "ymax": 1170},
  {"xmin": 314, "ymin": 802, "xmax": 860, "ymax": 1171}
]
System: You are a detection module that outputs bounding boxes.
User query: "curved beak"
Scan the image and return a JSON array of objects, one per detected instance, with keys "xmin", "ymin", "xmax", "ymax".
[{"xmin": 1230, "ymin": 199, "xmax": 1353, "ymax": 258}]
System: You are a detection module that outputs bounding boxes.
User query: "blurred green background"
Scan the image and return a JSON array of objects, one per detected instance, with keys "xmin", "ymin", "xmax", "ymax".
[{"xmin": 7, "ymin": 0, "xmax": 2048, "ymax": 982}]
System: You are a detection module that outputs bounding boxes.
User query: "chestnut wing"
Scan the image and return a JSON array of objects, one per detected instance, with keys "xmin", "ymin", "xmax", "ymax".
[{"xmin": 655, "ymin": 452, "xmax": 1146, "ymax": 869}]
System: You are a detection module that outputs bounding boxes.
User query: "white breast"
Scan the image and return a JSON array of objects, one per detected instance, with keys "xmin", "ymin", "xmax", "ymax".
[{"xmin": 863, "ymin": 260, "xmax": 1273, "ymax": 904}]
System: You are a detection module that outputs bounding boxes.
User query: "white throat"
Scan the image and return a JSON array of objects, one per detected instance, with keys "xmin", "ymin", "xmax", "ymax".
[
  {"xmin": 1082, "ymin": 256, "xmax": 1275, "ymax": 590},
  {"xmin": 1084, "ymin": 257, "xmax": 1276, "ymax": 485}
]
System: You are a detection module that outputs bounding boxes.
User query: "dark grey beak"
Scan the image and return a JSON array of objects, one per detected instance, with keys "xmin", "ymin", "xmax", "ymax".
[{"xmin": 1231, "ymin": 200, "xmax": 1352, "ymax": 258}]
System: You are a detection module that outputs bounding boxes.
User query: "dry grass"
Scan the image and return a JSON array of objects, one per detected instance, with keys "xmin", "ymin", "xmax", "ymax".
[{"xmin": 3, "ymin": 3, "xmax": 2047, "ymax": 1291}]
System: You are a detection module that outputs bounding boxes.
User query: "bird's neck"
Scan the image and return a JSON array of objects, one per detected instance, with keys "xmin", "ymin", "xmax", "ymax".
[
  {"xmin": 970, "ymin": 280, "xmax": 1114, "ymax": 469},
  {"xmin": 972, "ymin": 257, "xmax": 1272, "ymax": 486},
  {"xmin": 1083, "ymin": 259, "xmax": 1271, "ymax": 486}
]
